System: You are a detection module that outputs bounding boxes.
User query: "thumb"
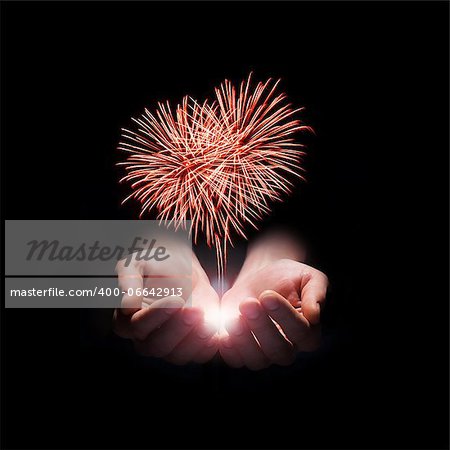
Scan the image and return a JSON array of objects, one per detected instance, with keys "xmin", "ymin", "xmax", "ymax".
[
  {"xmin": 300, "ymin": 270, "xmax": 328, "ymax": 325},
  {"xmin": 116, "ymin": 259, "xmax": 144, "ymax": 316}
]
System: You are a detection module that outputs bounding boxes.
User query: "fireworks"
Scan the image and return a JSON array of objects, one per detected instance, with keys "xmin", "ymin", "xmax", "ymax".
[{"xmin": 118, "ymin": 74, "xmax": 311, "ymax": 277}]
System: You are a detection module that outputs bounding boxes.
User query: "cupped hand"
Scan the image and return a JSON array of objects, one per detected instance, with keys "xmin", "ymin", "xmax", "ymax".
[
  {"xmin": 220, "ymin": 259, "xmax": 328, "ymax": 370},
  {"xmin": 113, "ymin": 247, "xmax": 220, "ymax": 365}
]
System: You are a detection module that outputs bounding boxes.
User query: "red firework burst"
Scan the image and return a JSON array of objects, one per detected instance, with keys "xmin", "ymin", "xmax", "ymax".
[{"xmin": 118, "ymin": 73, "xmax": 312, "ymax": 276}]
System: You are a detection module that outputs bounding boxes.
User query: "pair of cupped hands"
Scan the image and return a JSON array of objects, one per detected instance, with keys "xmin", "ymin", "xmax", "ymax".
[{"xmin": 113, "ymin": 234, "xmax": 328, "ymax": 370}]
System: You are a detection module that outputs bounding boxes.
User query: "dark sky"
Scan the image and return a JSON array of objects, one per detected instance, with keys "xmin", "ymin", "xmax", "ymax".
[{"xmin": 2, "ymin": 2, "xmax": 448, "ymax": 449}]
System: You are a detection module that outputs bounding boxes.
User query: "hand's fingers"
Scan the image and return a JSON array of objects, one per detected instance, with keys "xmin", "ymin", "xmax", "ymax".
[
  {"xmin": 139, "ymin": 307, "xmax": 203, "ymax": 358},
  {"xmin": 194, "ymin": 335, "xmax": 220, "ymax": 364},
  {"xmin": 116, "ymin": 260, "xmax": 144, "ymax": 315},
  {"xmin": 112, "ymin": 308, "xmax": 133, "ymax": 339},
  {"xmin": 240, "ymin": 299, "xmax": 295, "ymax": 366},
  {"xmin": 219, "ymin": 335, "xmax": 244, "ymax": 368},
  {"xmin": 165, "ymin": 322, "xmax": 218, "ymax": 365},
  {"xmin": 260, "ymin": 290, "xmax": 317, "ymax": 350},
  {"xmin": 113, "ymin": 296, "xmax": 184, "ymax": 340},
  {"xmin": 128, "ymin": 296, "xmax": 185, "ymax": 341},
  {"xmin": 225, "ymin": 316, "xmax": 269, "ymax": 371},
  {"xmin": 142, "ymin": 297, "xmax": 159, "ymax": 307},
  {"xmin": 300, "ymin": 270, "xmax": 328, "ymax": 324}
]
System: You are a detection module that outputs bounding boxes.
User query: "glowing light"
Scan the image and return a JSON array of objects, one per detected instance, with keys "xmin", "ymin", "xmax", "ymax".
[
  {"xmin": 119, "ymin": 73, "xmax": 311, "ymax": 277},
  {"xmin": 204, "ymin": 305, "xmax": 238, "ymax": 336}
]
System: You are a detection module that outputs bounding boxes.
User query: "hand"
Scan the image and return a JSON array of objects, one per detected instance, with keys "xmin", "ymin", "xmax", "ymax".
[
  {"xmin": 113, "ymin": 246, "xmax": 220, "ymax": 365},
  {"xmin": 220, "ymin": 255, "xmax": 328, "ymax": 370}
]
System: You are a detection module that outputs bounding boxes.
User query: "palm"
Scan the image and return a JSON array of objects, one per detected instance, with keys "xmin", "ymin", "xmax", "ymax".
[
  {"xmin": 222, "ymin": 259, "xmax": 310, "ymax": 316},
  {"xmin": 218, "ymin": 258, "xmax": 327, "ymax": 370},
  {"xmin": 114, "ymin": 249, "xmax": 220, "ymax": 364},
  {"xmin": 140, "ymin": 255, "xmax": 219, "ymax": 313}
]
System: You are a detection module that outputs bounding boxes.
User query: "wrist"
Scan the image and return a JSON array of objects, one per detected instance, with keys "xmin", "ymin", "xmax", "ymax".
[{"xmin": 235, "ymin": 235, "xmax": 305, "ymax": 284}]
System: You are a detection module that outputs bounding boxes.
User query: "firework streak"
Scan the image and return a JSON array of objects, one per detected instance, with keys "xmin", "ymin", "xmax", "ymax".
[{"xmin": 118, "ymin": 74, "xmax": 312, "ymax": 278}]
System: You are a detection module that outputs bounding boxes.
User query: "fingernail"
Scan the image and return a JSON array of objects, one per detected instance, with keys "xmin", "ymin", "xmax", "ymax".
[
  {"xmin": 261, "ymin": 296, "xmax": 279, "ymax": 311},
  {"xmin": 242, "ymin": 302, "xmax": 261, "ymax": 320},
  {"xmin": 228, "ymin": 318, "xmax": 244, "ymax": 336},
  {"xmin": 197, "ymin": 322, "xmax": 217, "ymax": 339},
  {"xmin": 183, "ymin": 309, "xmax": 202, "ymax": 326}
]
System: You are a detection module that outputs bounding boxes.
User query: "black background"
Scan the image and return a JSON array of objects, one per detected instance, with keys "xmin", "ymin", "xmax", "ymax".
[{"xmin": 1, "ymin": 2, "xmax": 449, "ymax": 449}]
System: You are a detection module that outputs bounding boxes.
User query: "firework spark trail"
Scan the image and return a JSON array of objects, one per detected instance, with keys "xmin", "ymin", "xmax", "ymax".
[{"xmin": 118, "ymin": 74, "xmax": 312, "ymax": 280}]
